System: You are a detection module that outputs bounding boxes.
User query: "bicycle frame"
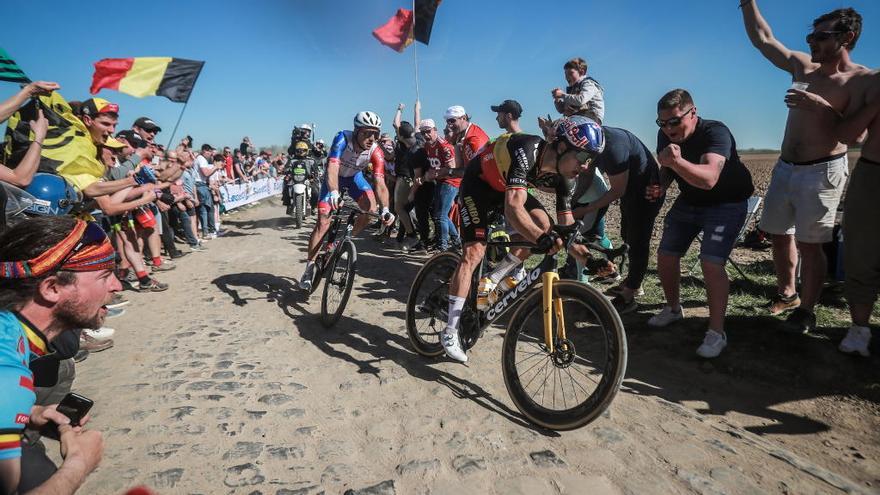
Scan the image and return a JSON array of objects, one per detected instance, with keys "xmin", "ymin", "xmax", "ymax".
[{"xmin": 477, "ymin": 221, "xmax": 585, "ymax": 353}]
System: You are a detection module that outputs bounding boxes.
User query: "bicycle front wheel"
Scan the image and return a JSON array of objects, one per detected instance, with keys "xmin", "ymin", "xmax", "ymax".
[
  {"xmin": 502, "ymin": 280, "xmax": 627, "ymax": 430},
  {"xmin": 405, "ymin": 251, "xmax": 461, "ymax": 357},
  {"xmin": 320, "ymin": 239, "xmax": 357, "ymax": 327}
]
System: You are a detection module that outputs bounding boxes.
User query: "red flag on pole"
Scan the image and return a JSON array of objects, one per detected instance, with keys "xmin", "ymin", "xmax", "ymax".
[{"xmin": 372, "ymin": 8, "xmax": 414, "ymax": 52}]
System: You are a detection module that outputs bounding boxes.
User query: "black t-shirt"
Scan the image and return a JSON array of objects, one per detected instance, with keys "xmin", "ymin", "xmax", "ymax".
[
  {"xmin": 656, "ymin": 118, "xmax": 754, "ymax": 207},
  {"xmin": 575, "ymin": 126, "xmax": 659, "ymax": 202},
  {"xmin": 396, "ymin": 135, "xmax": 426, "ymax": 179}
]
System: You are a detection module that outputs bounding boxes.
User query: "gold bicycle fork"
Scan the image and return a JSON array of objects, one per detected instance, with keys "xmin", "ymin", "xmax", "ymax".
[{"xmin": 541, "ymin": 272, "xmax": 567, "ymax": 353}]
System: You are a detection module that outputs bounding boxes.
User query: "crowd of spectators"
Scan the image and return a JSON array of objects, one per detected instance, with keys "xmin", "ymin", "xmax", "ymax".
[{"xmin": 0, "ymin": 80, "xmax": 298, "ymax": 493}]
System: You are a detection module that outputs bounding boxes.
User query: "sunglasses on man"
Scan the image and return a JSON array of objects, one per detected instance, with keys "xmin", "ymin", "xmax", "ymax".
[
  {"xmin": 58, "ymin": 222, "xmax": 109, "ymax": 268},
  {"xmin": 656, "ymin": 107, "xmax": 695, "ymax": 128},
  {"xmin": 806, "ymin": 30, "xmax": 845, "ymax": 44}
]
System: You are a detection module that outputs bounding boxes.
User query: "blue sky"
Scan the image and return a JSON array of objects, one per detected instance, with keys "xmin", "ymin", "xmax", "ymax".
[{"xmin": 2, "ymin": 0, "xmax": 878, "ymax": 151}]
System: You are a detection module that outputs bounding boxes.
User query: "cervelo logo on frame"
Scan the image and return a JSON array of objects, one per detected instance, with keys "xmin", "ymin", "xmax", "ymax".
[{"xmin": 486, "ymin": 265, "xmax": 542, "ymax": 320}]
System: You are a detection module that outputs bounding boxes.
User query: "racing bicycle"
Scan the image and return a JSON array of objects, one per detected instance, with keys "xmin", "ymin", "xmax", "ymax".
[
  {"xmin": 301, "ymin": 202, "xmax": 377, "ymax": 327},
  {"xmin": 405, "ymin": 219, "xmax": 628, "ymax": 430}
]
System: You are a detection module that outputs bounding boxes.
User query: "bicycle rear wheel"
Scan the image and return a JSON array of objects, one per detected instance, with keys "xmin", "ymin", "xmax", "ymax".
[
  {"xmin": 405, "ymin": 252, "xmax": 461, "ymax": 356},
  {"xmin": 502, "ymin": 280, "xmax": 627, "ymax": 430},
  {"xmin": 320, "ymin": 239, "xmax": 357, "ymax": 327}
]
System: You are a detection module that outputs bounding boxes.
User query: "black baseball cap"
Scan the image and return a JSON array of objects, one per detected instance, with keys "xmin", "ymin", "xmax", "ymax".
[
  {"xmin": 398, "ymin": 121, "xmax": 415, "ymax": 139},
  {"xmin": 201, "ymin": 143, "xmax": 215, "ymax": 152},
  {"xmin": 116, "ymin": 129, "xmax": 148, "ymax": 149},
  {"xmin": 490, "ymin": 99, "xmax": 523, "ymax": 119},
  {"xmin": 133, "ymin": 117, "xmax": 161, "ymax": 133}
]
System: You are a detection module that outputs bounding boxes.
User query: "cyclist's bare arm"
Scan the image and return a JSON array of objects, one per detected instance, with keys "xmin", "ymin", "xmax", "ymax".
[{"xmin": 504, "ymin": 188, "xmax": 544, "ymax": 243}]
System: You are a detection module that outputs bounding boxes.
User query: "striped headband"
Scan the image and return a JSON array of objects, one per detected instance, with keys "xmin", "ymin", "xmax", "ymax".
[{"xmin": 0, "ymin": 220, "xmax": 116, "ymax": 279}]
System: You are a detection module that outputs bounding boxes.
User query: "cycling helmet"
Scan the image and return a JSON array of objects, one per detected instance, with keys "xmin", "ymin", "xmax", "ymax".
[
  {"xmin": 24, "ymin": 173, "xmax": 80, "ymax": 216},
  {"xmin": 299, "ymin": 123, "xmax": 312, "ymax": 131},
  {"xmin": 353, "ymin": 111, "xmax": 382, "ymax": 130},
  {"xmin": 294, "ymin": 141, "xmax": 309, "ymax": 157},
  {"xmin": 553, "ymin": 115, "xmax": 605, "ymax": 158}
]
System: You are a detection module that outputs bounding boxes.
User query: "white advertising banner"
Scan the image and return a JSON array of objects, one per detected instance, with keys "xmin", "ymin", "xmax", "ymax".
[{"xmin": 219, "ymin": 177, "xmax": 283, "ymax": 211}]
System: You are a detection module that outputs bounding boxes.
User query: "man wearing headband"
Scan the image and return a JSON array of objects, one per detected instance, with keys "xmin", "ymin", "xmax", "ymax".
[{"xmin": 0, "ymin": 216, "xmax": 110, "ymax": 493}]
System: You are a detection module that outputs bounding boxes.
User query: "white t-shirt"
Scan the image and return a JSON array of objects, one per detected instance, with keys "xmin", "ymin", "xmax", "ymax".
[{"xmin": 194, "ymin": 154, "xmax": 212, "ymax": 183}]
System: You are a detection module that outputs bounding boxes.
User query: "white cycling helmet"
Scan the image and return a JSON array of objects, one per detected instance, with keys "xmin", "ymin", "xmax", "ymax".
[
  {"xmin": 299, "ymin": 123, "xmax": 312, "ymax": 131},
  {"xmin": 353, "ymin": 111, "xmax": 381, "ymax": 130}
]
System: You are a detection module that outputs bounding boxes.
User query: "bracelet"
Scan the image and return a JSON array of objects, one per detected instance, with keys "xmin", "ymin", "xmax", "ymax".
[
  {"xmin": 738, "ymin": 0, "xmax": 752, "ymax": 8},
  {"xmin": 32, "ymin": 140, "xmax": 43, "ymax": 146}
]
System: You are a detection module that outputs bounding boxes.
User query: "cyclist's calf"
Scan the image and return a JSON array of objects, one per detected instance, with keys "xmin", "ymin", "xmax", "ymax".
[{"xmin": 449, "ymin": 242, "xmax": 487, "ymax": 298}]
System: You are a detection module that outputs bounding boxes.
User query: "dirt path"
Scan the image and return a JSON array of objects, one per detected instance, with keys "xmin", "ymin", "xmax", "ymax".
[{"xmin": 73, "ymin": 198, "xmax": 879, "ymax": 494}]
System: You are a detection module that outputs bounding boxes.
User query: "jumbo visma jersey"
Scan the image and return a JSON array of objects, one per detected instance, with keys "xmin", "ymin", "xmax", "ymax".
[{"xmin": 476, "ymin": 133, "xmax": 575, "ymax": 214}]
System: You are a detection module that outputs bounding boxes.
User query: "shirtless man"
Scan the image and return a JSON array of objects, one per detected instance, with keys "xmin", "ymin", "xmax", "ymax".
[
  {"xmin": 795, "ymin": 71, "xmax": 880, "ymax": 355},
  {"xmin": 741, "ymin": 1, "xmax": 868, "ymax": 333}
]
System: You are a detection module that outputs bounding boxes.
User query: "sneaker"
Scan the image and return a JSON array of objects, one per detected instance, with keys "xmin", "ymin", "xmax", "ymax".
[
  {"xmin": 696, "ymin": 330, "xmax": 727, "ymax": 358},
  {"xmin": 476, "ymin": 278, "xmax": 498, "ymax": 311},
  {"xmin": 839, "ymin": 326, "xmax": 871, "ymax": 357},
  {"xmin": 768, "ymin": 293, "xmax": 800, "ymax": 315},
  {"xmin": 84, "ymin": 327, "xmax": 115, "ymax": 341},
  {"xmin": 441, "ymin": 328, "xmax": 468, "ymax": 363},
  {"xmin": 784, "ymin": 307, "xmax": 816, "ymax": 334},
  {"xmin": 80, "ymin": 333, "xmax": 114, "ymax": 352},
  {"xmin": 605, "ymin": 284, "xmax": 645, "ymax": 298},
  {"xmin": 106, "ymin": 293, "xmax": 130, "ymax": 310},
  {"xmin": 189, "ymin": 244, "xmax": 206, "ymax": 252},
  {"xmin": 592, "ymin": 262, "xmax": 621, "ymax": 283},
  {"xmin": 611, "ymin": 295, "xmax": 638, "ymax": 315},
  {"xmin": 170, "ymin": 251, "xmax": 189, "ymax": 259},
  {"xmin": 74, "ymin": 350, "xmax": 89, "ymax": 363},
  {"xmin": 151, "ymin": 263, "xmax": 176, "ymax": 272},
  {"xmin": 299, "ymin": 264, "xmax": 316, "ymax": 291},
  {"xmin": 138, "ymin": 278, "xmax": 169, "ymax": 292},
  {"xmin": 405, "ymin": 241, "xmax": 427, "ymax": 253},
  {"xmin": 648, "ymin": 306, "xmax": 683, "ymax": 328},
  {"xmin": 402, "ymin": 236, "xmax": 420, "ymax": 251}
]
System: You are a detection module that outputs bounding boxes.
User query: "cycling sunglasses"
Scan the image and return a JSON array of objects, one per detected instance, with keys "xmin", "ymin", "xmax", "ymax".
[
  {"xmin": 58, "ymin": 221, "xmax": 109, "ymax": 268},
  {"xmin": 806, "ymin": 30, "xmax": 844, "ymax": 44},
  {"xmin": 656, "ymin": 107, "xmax": 695, "ymax": 128}
]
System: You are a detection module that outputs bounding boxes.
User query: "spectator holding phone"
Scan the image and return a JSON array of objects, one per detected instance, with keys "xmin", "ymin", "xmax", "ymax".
[{"xmin": 0, "ymin": 216, "xmax": 109, "ymax": 494}]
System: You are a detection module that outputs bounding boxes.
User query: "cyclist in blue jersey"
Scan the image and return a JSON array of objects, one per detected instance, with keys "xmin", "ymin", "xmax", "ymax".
[{"xmin": 299, "ymin": 111, "xmax": 396, "ymax": 291}]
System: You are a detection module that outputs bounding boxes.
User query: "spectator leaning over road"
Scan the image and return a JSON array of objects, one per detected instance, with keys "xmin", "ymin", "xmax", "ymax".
[
  {"xmin": 647, "ymin": 89, "xmax": 755, "ymax": 359},
  {"xmin": 571, "ymin": 126, "xmax": 664, "ymax": 314},
  {"xmin": 0, "ymin": 216, "xmax": 110, "ymax": 494},
  {"xmin": 741, "ymin": 2, "xmax": 867, "ymax": 333},
  {"xmin": 552, "ymin": 57, "xmax": 605, "ymax": 124}
]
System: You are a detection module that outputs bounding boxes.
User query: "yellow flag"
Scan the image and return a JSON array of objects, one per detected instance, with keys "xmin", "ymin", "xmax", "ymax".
[{"xmin": 3, "ymin": 92, "xmax": 103, "ymax": 192}]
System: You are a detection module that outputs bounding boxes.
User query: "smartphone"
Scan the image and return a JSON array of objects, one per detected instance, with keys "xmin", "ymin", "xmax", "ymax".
[{"xmin": 56, "ymin": 392, "xmax": 94, "ymax": 427}]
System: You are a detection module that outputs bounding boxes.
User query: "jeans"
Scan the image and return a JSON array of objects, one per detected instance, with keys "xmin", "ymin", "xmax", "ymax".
[
  {"xmin": 178, "ymin": 208, "xmax": 200, "ymax": 246},
  {"xmin": 432, "ymin": 182, "xmax": 460, "ymax": 249},
  {"xmin": 195, "ymin": 183, "xmax": 215, "ymax": 235},
  {"xmin": 659, "ymin": 199, "xmax": 748, "ymax": 265},
  {"xmin": 620, "ymin": 195, "xmax": 662, "ymax": 290},
  {"xmin": 415, "ymin": 181, "xmax": 435, "ymax": 244}
]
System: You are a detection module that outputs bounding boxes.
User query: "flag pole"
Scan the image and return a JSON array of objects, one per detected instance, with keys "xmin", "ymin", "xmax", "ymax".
[
  {"xmin": 412, "ymin": 0, "xmax": 420, "ymax": 102},
  {"xmin": 166, "ymin": 100, "xmax": 190, "ymax": 150}
]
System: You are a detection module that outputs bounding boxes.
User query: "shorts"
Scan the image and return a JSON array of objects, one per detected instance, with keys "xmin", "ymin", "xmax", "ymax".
[
  {"xmin": 658, "ymin": 199, "xmax": 748, "ymax": 265},
  {"xmin": 317, "ymin": 172, "xmax": 373, "ymax": 214},
  {"xmin": 759, "ymin": 154, "xmax": 848, "ymax": 243},
  {"xmin": 458, "ymin": 159, "xmax": 545, "ymax": 242}
]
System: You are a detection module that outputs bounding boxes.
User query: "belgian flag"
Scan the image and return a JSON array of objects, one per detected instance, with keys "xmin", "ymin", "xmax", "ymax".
[{"xmin": 90, "ymin": 57, "xmax": 204, "ymax": 103}]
